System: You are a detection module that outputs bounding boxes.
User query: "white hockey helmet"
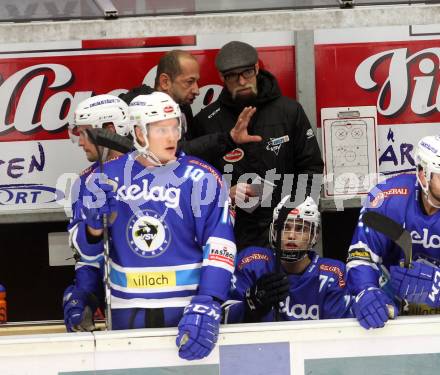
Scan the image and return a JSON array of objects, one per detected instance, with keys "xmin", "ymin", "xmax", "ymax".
[
  {"xmin": 269, "ymin": 196, "xmax": 320, "ymax": 262},
  {"xmin": 69, "ymin": 94, "xmax": 130, "ymax": 143},
  {"xmin": 129, "ymin": 92, "xmax": 182, "ymax": 157},
  {"xmin": 416, "ymin": 135, "xmax": 440, "ymax": 194}
]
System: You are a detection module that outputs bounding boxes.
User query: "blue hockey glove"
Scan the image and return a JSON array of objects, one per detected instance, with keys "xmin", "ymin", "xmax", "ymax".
[
  {"xmin": 352, "ymin": 287, "xmax": 398, "ymax": 329},
  {"xmin": 390, "ymin": 262, "xmax": 440, "ymax": 307},
  {"xmin": 63, "ymin": 285, "xmax": 98, "ymax": 332},
  {"xmin": 82, "ymin": 178, "xmax": 118, "ymax": 230},
  {"xmin": 176, "ymin": 295, "xmax": 222, "ymax": 360},
  {"xmin": 245, "ymin": 272, "xmax": 289, "ymax": 321}
]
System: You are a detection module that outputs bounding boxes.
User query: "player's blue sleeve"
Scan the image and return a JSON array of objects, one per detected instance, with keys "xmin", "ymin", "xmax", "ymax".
[
  {"xmin": 67, "ymin": 167, "xmax": 105, "ymax": 267},
  {"xmin": 319, "ymin": 261, "xmax": 354, "ymax": 319},
  {"xmin": 74, "ymin": 260, "xmax": 104, "ymax": 295},
  {"xmin": 68, "ymin": 219, "xmax": 104, "ymax": 264},
  {"xmin": 67, "ymin": 170, "xmax": 104, "ymax": 304},
  {"xmin": 191, "ymin": 166, "xmax": 237, "ymax": 302},
  {"xmin": 223, "ymin": 248, "xmax": 275, "ymax": 323},
  {"xmin": 347, "ymin": 204, "xmax": 394, "ymax": 296}
]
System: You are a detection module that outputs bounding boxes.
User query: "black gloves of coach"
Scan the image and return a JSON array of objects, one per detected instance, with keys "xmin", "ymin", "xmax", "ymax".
[{"xmin": 245, "ymin": 272, "xmax": 289, "ymax": 322}]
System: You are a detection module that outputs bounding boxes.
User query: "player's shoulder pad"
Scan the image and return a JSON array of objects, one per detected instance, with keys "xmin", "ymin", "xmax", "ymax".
[
  {"xmin": 89, "ymin": 154, "xmax": 126, "ymax": 175},
  {"xmin": 185, "ymin": 156, "xmax": 224, "ymax": 186},
  {"xmin": 367, "ymin": 173, "xmax": 415, "ymax": 209},
  {"xmin": 79, "ymin": 164, "xmax": 94, "ymax": 178},
  {"xmin": 236, "ymin": 246, "xmax": 273, "ymax": 271},
  {"xmin": 316, "ymin": 256, "xmax": 347, "ymax": 289}
]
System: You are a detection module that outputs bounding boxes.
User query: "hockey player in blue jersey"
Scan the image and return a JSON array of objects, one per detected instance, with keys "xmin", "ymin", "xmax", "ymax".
[
  {"xmin": 64, "ymin": 94, "xmax": 131, "ymax": 332},
  {"xmin": 347, "ymin": 135, "xmax": 440, "ymax": 330},
  {"xmin": 66, "ymin": 91, "xmax": 236, "ymax": 361},
  {"xmin": 224, "ymin": 196, "xmax": 352, "ymax": 323}
]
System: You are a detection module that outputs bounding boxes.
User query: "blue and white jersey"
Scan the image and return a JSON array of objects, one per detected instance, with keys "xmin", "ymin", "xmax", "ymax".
[
  {"xmin": 67, "ymin": 160, "xmax": 103, "ymax": 294},
  {"xmin": 76, "ymin": 151, "xmax": 236, "ymax": 310},
  {"xmin": 68, "ymin": 161, "xmax": 99, "ymax": 232},
  {"xmin": 225, "ymin": 248, "xmax": 352, "ymax": 323},
  {"xmin": 347, "ymin": 173, "xmax": 440, "ymax": 297}
]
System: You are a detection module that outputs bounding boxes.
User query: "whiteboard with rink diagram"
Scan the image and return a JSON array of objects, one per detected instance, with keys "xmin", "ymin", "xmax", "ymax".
[{"xmin": 321, "ymin": 106, "xmax": 378, "ymax": 198}]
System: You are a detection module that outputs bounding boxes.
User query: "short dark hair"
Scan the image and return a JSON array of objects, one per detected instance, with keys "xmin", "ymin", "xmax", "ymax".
[{"xmin": 154, "ymin": 50, "xmax": 197, "ymax": 88}]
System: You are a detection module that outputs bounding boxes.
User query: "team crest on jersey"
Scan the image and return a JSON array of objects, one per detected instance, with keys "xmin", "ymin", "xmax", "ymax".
[
  {"xmin": 266, "ymin": 135, "xmax": 289, "ymax": 155},
  {"xmin": 127, "ymin": 209, "xmax": 171, "ymax": 258}
]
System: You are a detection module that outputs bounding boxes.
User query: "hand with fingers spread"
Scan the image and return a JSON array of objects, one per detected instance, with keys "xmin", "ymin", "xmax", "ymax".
[{"xmin": 229, "ymin": 106, "xmax": 262, "ymax": 144}]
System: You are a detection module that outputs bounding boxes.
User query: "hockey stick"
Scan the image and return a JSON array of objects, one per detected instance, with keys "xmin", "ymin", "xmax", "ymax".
[
  {"xmin": 361, "ymin": 210, "xmax": 413, "ymax": 319},
  {"xmin": 91, "ymin": 128, "xmax": 133, "ymax": 154},
  {"xmin": 86, "ymin": 129, "xmax": 114, "ymax": 331},
  {"xmin": 361, "ymin": 211, "xmax": 412, "ymax": 268},
  {"xmin": 273, "ymin": 202, "xmax": 292, "ymax": 321}
]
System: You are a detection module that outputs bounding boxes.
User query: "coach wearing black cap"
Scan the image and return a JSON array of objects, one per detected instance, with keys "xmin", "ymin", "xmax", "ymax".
[{"xmin": 193, "ymin": 41, "xmax": 324, "ymax": 251}]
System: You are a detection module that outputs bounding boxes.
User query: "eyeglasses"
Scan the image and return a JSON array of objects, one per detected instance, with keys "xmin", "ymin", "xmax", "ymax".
[{"xmin": 223, "ymin": 67, "xmax": 256, "ymax": 83}]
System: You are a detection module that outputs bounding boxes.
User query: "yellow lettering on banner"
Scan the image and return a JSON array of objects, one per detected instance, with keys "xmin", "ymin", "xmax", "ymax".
[{"xmin": 127, "ymin": 271, "xmax": 176, "ymax": 288}]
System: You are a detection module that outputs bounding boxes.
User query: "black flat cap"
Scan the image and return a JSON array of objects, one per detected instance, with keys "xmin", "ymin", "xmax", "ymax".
[{"xmin": 215, "ymin": 41, "xmax": 258, "ymax": 73}]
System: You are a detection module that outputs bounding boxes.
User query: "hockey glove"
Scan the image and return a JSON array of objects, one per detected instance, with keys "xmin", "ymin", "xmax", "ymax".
[
  {"xmin": 82, "ymin": 179, "xmax": 118, "ymax": 230},
  {"xmin": 352, "ymin": 287, "xmax": 398, "ymax": 330},
  {"xmin": 63, "ymin": 285, "xmax": 98, "ymax": 332},
  {"xmin": 390, "ymin": 262, "xmax": 440, "ymax": 307},
  {"xmin": 245, "ymin": 272, "xmax": 289, "ymax": 320},
  {"xmin": 176, "ymin": 295, "xmax": 222, "ymax": 360}
]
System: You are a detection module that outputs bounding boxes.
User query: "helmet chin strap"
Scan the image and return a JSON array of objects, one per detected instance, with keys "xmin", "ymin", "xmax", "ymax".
[
  {"xmin": 280, "ymin": 249, "xmax": 309, "ymax": 263},
  {"xmin": 419, "ymin": 178, "xmax": 440, "ymax": 209},
  {"xmin": 101, "ymin": 147, "xmax": 109, "ymax": 162},
  {"xmin": 427, "ymin": 188, "xmax": 440, "ymax": 209}
]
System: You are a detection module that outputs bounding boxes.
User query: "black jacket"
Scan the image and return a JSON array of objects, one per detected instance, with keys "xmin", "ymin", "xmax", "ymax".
[
  {"xmin": 119, "ymin": 84, "xmax": 236, "ymax": 161},
  {"xmin": 193, "ymin": 70, "xmax": 324, "ymax": 250}
]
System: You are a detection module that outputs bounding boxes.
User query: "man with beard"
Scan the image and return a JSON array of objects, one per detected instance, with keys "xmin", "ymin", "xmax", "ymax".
[
  {"xmin": 120, "ymin": 50, "xmax": 260, "ymax": 161},
  {"xmin": 193, "ymin": 41, "xmax": 323, "ymax": 250},
  {"xmin": 347, "ymin": 135, "xmax": 440, "ymax": 330}
]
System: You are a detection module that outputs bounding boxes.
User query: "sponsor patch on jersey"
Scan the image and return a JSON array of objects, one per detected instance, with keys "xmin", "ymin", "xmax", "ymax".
[
  {"xmin": 319, "ymin": 264, "xmax": 346, "ymax": 288},
  {"xmin": 203, "ymin": 237, "xmax": 236, "ymax": 273},
  {"xmin": 306, "ymin": 128, "xmax": 315, "ymax": 139},
  {"xmin": 347, "ymin": 249, "xmax": 372, "ymax": 262},
  {"xmin": 126, "ymin": 271, "xmax": 176, "ymax": 288},
  {"xmin": 238, "ymin": 253, "xmax": 270, "ymax": 270},
  {"xmin": 127, "ymin": 209, "xmax": 171, "ymax": 258},
  {"xmin": 207, "ymin": 245, "xmax": 234, "ymax": 267},
  {"xmin": 223, "ymin": 148, "xmax": 244, "ymax": 163},
  {"xmin": 370, "ymin": 187, "xmax": 409, "ymax": 207},
  {"xmin": 266, "ymin": 135, "xmax": 289, "ymax": 155}
]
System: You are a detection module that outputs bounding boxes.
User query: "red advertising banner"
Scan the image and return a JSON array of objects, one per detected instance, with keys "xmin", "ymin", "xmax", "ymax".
[
  {"xmin": 316, "ymin": 29, "xmax": 440, "ymax": 176},
  {"xmin": 0, "ymin": 32, "xmax": 296, "ymax": 211}
]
